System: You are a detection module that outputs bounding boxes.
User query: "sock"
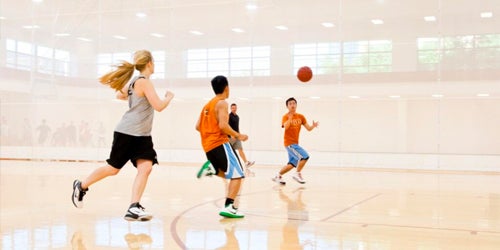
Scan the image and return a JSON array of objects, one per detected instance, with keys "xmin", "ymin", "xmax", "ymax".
[
  {"xmin": 225, "ymin": 198, "xmax": 234, "ymax": 207},
  {"xmin": 129, "ymin": 202, "xmax": 139, "ymax": 208}
]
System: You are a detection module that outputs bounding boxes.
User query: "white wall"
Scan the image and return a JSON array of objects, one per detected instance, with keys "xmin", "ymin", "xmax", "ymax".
[{"xmin": 1, "ymin": 81, "xmax": 499, "ymax": 172}]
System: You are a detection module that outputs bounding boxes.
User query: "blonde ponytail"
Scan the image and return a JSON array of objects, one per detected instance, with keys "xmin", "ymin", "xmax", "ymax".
[{"xmin": 99, "ymin": 50, "xmax": 153, "ymax": 92}]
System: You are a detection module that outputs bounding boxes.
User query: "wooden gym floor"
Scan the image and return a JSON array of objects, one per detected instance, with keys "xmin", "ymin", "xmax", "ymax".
[{"xmin": 1, "ymin": 160, "xmax": 499, "ymax": 249}]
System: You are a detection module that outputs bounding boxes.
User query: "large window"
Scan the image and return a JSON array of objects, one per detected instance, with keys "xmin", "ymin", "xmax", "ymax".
[
  {"xmin": 293, "ymin": 40, "xmax": 392, "ymax": 74},
  {"xmin": 293, "ymin": 43, "xmax": 341, "ymax": 74},
  {"xmin": 97, "ymin": 51, "xmax": 165, "ymax": 79},
  {"xmin": 418, "ymin": 34, "xmax": 500, "ymax": 70},
  {"xmin": 342, "ymin": 40, "xmax": 392, "ymax": 73},
  {"xmin": 5, "ymin": 39, "xmax": 70, "ymax": 76},
  {"xmin": 186, "ymin": 46, "xmax": 270, "ymax": 78}
]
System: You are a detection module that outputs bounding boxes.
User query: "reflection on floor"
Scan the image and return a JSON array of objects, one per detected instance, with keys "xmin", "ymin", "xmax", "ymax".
[{"xmin": 1, "ymin": 160, "xmax": 500, "ymax": 249}]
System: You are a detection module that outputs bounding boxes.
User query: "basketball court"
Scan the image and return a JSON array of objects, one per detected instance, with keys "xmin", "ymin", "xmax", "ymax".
[
  {"xmin": 1, "ymin": 160, "xmax": 499, "ymax": 249},
  {"xmin": 1, "ymin": 0, "xmax": 500, "ymax": 249}
]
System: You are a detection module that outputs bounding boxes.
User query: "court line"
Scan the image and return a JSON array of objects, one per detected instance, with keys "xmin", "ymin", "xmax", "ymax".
[
  {"xmin": 170, "ymin": 188, "xmax": 274, "ymax": 249},
  {"xmin": 320, "ymin": 193, "xmax": 382, "ymax": 222},
  {"xmin": 324, "ymin": 220, "xmax": 500, "ymax": 235}
]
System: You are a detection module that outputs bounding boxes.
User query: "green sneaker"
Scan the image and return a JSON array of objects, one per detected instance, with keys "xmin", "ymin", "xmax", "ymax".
[
  {"xmin": 197, "ymin": 160, "xmax": 216, "ymax": 178},
  {"xmin": 219, "ymin": 204, "xmax": 244, "ymax": 218}
]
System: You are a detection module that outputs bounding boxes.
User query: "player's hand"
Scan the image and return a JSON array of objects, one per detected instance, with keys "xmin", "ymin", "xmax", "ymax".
[
  {"xmin": 237, "ymin": 134, "xmax": 248, "ymax": 141},
  {"xmin": 312, "ymin": 120, "xmax": 319, "ymax": 128},
  {"xmin": 165, "ymin": 91, "xmax": 175, "ymax": 100}
]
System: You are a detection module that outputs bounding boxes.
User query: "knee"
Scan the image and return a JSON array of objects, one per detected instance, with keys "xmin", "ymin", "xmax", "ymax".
[
  {"xmin": 107, "ymin": 166, "xmax": 120, "ymax": 176},
  {"xmin": 138, "ymin": 164, "xmax": 153, "ymax": 175}
]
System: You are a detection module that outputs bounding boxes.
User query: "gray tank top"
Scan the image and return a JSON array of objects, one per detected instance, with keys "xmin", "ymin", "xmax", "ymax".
[{"xmin": 115, "ymin": 76, "xmax": 154, "ymax": 136}]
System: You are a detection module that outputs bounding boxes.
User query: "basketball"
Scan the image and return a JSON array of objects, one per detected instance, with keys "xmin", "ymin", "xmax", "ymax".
[{"xmin": 297, "ymin": 66, "xmax": 313, "ymax": 82}]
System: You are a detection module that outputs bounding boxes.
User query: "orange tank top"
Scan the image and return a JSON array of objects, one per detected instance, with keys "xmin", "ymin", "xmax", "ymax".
[
  {"xmin": 199, "ymin": 97, "xmax": 230, "ymax": 152},
  {"xmin": 282, "ymin": 113, "xmax": 306, "ymax": 146}
]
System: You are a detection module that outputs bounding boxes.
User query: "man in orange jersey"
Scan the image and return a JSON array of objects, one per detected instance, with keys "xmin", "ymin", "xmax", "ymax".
[
  {"xmin": 196, "ymin": 75, "xmax": 249, "ymax": 218},
  {"xmin": 272, "ymin": 97, "xmax": 319, "ymax": 185}
]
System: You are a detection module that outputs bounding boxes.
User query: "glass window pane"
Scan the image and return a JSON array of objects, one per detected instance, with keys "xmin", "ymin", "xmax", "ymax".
[
  {"xmin": 230, "ymin": 47, "xmax": 251, "ymax": 58},
  {"xmin": 418, "ymin": 37, "xmax": 440, "ymax": 50},
  {"xmin": 6, "ymin": 51, "xmax": 16, "ymax": 66},
  {"xmin": 253, "ymin": 46, "xmax": 270, "ymax": 57},
  {"xmin": 37, "ymin": 46, "xmax": 53, "ymax": 58},
  {"xmin": 207, "ymin": 59, "xmax": 228, "ymax": 71},
  {"xmin": 55, "ymin": 50, "xmax": 70, "ymax": 61},
  {"xmin": 188, "ymin": 49, "xmax": 207, "ymax": 60},
  {"xmin": 370, "ymin": 40, "xmax": 392, "ymax": 52},
  {"xmin": 113, "ymin": 52, "xmax": 131, "ymax": 62},
  {"xmin": 18, "ymin": 41, "xmax": 33, "ymax": 54},
  {"xmin": 208, "ymin": 48, "xmax": 228, "ymax": 59},
  {"xmin": 38, "ymin": 57, "xmax": 53, "ymax": 73},
  {"xmin": 6, "ymin": 39, "xmax": 16, "ymax": 51},
  {"xmin": 98, "ymin": 54, "xmax": 112, "ymax": 64},
  {"xmin": 253, "ymin": 58, "xmax": 270, "ymax": 69},
  {"xmin": 294, "ymin": 44, "xmax": 316, "ymax": 55},
  {"xmin": 188, "ymin": 61, "xmax": 207, "ymax": 72},
  {"xmin": 187, "ymin": 71, "xmax": 207, "ymax": 78},
  {"xmin": 294, "ymin": 55, "xmax": 316, "ymax": 68},
  {"xmin": 231, "ymin": 58, "xmax": 251, "ymax": 70}
]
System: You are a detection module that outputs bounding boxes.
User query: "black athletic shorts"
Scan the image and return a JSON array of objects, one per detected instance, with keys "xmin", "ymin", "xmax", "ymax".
[{"xmin": 106, "ymin": 131, "xmax": 158, "ymax": 169}]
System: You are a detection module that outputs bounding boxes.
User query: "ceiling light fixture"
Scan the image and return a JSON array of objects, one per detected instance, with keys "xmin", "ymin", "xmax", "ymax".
[
  {"xmin": 136, "ymin": 12, "xmax": 147, "ymax": 18},
  {"xmin": 190, "ymin": 30, "xmax": 204, "ymax": 35},
  {"xmin": 275, "ymin": 25, "xmax": 288, "ymax": 30},
  {"xmin": 371, "ymin": 19, "xmax": 384, "ymax": 25},
  {"xmin": 321, "ymin": 22, "xmax": 334, "ymax": 28},
  {"xmin": 480, "ymin": 12, "xmax": 493, "ymax": 18},
  {"xmin": 22, "ymin": 25, "xmax": 40, "ymax": 29},
  {"xmin": 150, "ymin": 33, "xmax": 165, "ymax": 38},
  {"xmin": 477, "ymin": 93, "xmax": 490, "ymax": 97},
  {"xmin": 77, "ymin": 37, "xmax": 92, "ymax": 42},
  {"xmin": 232, "ymin": 28, "xmax": 245, "ymax": 33},
  {"xmin": 113, "ymin": 35, "xmax": 127, "ymax": 40},
  {"xmin": 431, "ymin": 94, "xmax": 443, "ymax": 98},
  {"xmin": 246, "ymin": 4, "xmax": 257, "ymax": 10},
  {"xmin": 424, "ymin": 16, "xmax": 436, "ymax": 22},
  {"xmin": 54, "ymin": 33, "xmax": 71, "ymax": 37}
]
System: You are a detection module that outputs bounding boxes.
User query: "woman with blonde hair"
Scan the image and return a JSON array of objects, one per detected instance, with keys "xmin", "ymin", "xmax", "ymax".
[{"xmin": 71, "ymin": 50, "xmax": 174, "ymax": 221}]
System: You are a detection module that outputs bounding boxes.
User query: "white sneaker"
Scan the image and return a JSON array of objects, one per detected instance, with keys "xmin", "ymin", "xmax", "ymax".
[
  {"xmin": 71, "ymin": 179, "xmax": 88, "ymax": 208},
  {"xmin": 292, "ymin": 172, "xmax": 306, "ymax": 184},
  {"xmin": 219, "ymin": 204, "xmax": 244, "ymax": 218},
  {"xmin": 245, "ymin": 161, "xmax": 255, "ymax": 168},
  {"xmin": 124, "ymin": 203, "xmax": 153, "ymax": 221},
  {"xmin": 272, "ymin": 175, "xmax": 286, "ymax": 185}
]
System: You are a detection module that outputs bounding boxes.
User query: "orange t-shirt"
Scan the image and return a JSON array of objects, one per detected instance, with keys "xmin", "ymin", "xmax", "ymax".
[
  {"xmin": 282, "ymin": 113, "xmax": 306, "ymax": 146},
  {"xmin": 198, "ymin": 97, "xmax": 230, "ymax": 152}
]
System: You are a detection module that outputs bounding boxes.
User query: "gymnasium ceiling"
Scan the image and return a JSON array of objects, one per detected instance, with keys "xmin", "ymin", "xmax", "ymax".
[{"xmin": 1, "ymin": 0, "xmax": 499, "ymax": 53}]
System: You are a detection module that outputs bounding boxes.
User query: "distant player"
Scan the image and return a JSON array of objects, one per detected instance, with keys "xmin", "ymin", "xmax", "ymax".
[
  {"xmin": 272, "ymin": 97, "xmax": 319, "ymax": 185},
  {"xmin": 228, "ymin": 103, "xmax": 255, "ymax": 169}
]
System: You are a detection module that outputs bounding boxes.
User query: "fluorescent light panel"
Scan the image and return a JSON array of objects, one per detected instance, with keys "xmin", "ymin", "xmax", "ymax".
[
  {"xmin": 232, "ymin": 28, "xmax": 245, "ymax": 33},
  {"xmin": 150, "ymin": 33, "xmax": 164, "ymax": 38},
  {"xmin": 190, "ymin": 30, "xmax": 204, "ymax": 35},
  {"xmin": 480, "ymin": 12, "xmax": 493, "ymax": 18},
  {"xmin": 424, "ymin": 16, "xmax": 436, "ymax": 22},
  {"xmin": 321, "ymin": 22, "xmax": 334, "ymax": 28}
]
